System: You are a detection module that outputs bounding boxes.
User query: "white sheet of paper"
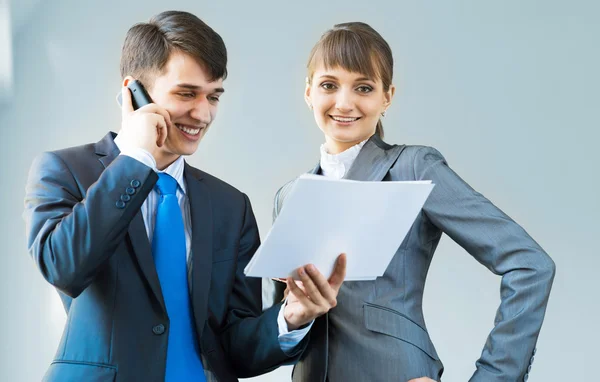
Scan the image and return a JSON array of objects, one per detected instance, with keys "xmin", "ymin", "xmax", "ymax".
[{"xmin": 244, "ymin": 174, "xmax": 434, "ymax": 281}]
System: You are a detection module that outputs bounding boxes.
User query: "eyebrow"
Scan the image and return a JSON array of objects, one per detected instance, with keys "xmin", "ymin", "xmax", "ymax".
[
  {"xmin": 175, "ymin": 83, "xmax": 225, "ymax": 93},
  {"xmin": 317, "ymin": 75, "xmax": 375, "ymax": 83}
]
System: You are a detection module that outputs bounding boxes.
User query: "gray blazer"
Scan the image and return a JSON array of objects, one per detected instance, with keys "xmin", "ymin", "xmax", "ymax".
[{"xmin": 271, "ymin": 135, "xmax": 555, "ymax": 382}]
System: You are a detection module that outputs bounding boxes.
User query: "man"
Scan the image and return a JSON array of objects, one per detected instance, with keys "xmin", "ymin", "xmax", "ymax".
[{"xmin": 23, "ymin": 10, "xmax": 345, "ymax": 382}]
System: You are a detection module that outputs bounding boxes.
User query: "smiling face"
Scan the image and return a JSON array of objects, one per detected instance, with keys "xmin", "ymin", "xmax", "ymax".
[
  {"xmin": 306, "ymin": 65, "xmax": 394, "ymax": 154},
  {"xmin": 146, "ymin": 51, "xmax": 224, "ymax": 164}
]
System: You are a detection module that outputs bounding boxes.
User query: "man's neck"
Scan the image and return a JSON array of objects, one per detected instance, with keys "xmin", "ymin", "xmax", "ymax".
[{"xmin": 156, "ymin": 153, "xmax": 182, "ymax": 171}]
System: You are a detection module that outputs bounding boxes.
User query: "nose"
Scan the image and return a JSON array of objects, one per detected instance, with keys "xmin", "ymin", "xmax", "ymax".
[
  {"xmin": 335, "ymin": 89, "xmax": 354, "ymax": 113},
  {"xmin": 189, "ymin": 97, "xmax": 212, "ymax": 125}
]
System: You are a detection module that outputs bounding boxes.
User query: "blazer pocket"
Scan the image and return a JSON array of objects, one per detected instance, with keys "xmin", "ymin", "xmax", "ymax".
[
  {"xmin": 363, "ymin": 303, "xmax": 439, "ymax": 360},
  {"xmin": 43, "ymin": 360, "xmax": 117, "ymax": 382}
]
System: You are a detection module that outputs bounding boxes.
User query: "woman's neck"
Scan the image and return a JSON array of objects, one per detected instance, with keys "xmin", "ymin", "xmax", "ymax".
[{"xmin": 324, "ymin": 134, "xmax": 374, "ymax": 155}]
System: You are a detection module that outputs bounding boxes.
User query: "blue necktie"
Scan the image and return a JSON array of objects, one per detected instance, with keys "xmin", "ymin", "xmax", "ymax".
[{"xmin": 152, "ymin": 173, "xmax": 206, "ymax": 382}]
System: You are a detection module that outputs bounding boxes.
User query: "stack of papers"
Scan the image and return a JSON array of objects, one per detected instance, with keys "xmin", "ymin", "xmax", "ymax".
[{"xmin": 244, "ymin": 174, "xmax": 434, "ymax": 281}]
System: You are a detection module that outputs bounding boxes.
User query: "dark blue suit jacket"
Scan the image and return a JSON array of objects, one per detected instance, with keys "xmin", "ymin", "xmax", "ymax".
[{"xmin": 23, "ymin": 132, "xmax": 305, "ymax": 381}]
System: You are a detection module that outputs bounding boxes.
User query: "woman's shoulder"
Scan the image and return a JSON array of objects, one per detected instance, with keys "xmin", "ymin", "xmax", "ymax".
[
  {"xmin": 375, "ymin": 134, "xmax": 444, "ymax": 161},
  {"xmin": 273, "ymin": 177, "xmax": 299, "ymax": 218},
  {"xmin": 394, "ymin": 144, "xmax": 446, "ymax": 163},
  {"xmin": 384, "ymin": 144, "xmax": 450, "ymax": 181}
]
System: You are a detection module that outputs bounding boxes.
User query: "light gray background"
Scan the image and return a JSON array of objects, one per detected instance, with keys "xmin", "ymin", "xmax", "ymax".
[{"xmin": 1, "ymin": 1, "xmax": 598, "ymax": 381}]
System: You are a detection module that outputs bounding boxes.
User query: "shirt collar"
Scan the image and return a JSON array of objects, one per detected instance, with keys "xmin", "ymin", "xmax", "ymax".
[
  {"xmin": 319, "ymin": 138, "xmax": 368, "ymax": 179},
  {"xmin": 159, "ymin": 156, "xmax": 186, "ymax": 195}
]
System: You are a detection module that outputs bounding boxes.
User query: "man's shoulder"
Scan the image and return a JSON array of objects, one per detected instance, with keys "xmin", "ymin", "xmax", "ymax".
[
  {"xmin": 51, "ymin": 142, "xmax": 97, "ymax": 160},
  {"xmin": 45, "ymin": 132, "xmax": 115, "ymax": 164},
  {"xmin": 32, "ymin": 141, "xmax": 99, "ymax": 172}
]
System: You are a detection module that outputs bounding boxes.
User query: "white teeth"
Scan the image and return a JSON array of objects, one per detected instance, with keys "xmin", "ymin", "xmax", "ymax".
[
  {"xmin": 331, "ymin": 116, "xmax": 359, "ymax": 122},
  {"xmin": 176, "ymin": 124, "xmax": 200, "ymax": 135}
]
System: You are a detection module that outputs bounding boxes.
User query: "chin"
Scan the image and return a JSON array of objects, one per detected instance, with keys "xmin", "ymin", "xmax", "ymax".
[
  {"xmin": 329, "ymin": 131, "xmax": 364, "ymax": 144},
  {"xmin": 178, "ymin": 146, "xmax": 199, "ymax": 156},
  {"xmin": 166, "ymin": 142, "xmax": 200, "ymax": 157}
]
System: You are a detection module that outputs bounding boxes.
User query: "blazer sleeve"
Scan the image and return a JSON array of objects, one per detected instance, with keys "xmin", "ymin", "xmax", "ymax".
[
  {"xmin": 23, "ymin": 151, "xmax": 157, "ymax": 298},
  {"xmin": 269, "ymin": 180, "xmax": 297, "ymax": 305},
  {"xmin": 413, "ymin": 146, "xmax": 555, "ymax": 382},
  {"xmin": 218, "ymin": 193, "xmax": 307, "ymax": 377}
]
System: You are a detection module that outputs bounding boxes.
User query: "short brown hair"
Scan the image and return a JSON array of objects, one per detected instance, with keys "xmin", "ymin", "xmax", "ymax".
[
  {"xmin": 120, "ymin": 10, "xmax": 227, "ymax": 89},
  {"xmin": 307, "ymin": 22, "xmax": 393, "ymax": 138}
]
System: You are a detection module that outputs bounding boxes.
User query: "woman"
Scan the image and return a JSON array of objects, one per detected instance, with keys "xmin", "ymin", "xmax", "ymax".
[{"xmin": 273, "ymin": 22, "xmax": 555, "ymax": 382}]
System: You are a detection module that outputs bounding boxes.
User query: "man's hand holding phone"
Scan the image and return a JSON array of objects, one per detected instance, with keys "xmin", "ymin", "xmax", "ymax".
[{"xmin": 118, "ymin": 78, "xmax": 173, "ymax": 160}]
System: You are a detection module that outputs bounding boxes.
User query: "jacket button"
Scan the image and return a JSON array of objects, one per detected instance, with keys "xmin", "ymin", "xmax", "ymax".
[
  {"xmin": 131, "ymin": 179, "xmax": 141, "ymax": 188},
  {"xmin": 152, "ymin": 324, "xmax": 165, "ymax": 335},
  {"xmin": 530, "ymin": 355, "xmax": 534, "ymax": 364},
  {"xmin": 524, "ymin": 374, "xmax": 529, "ymax": 381},
  {"xmin": 121, "ymin": 194, "xmax": 131, "ymax": 202},
  {"xmin": 532, "ymin": 347, "xmax": 537, "ymax": 355},
  {"xmin": 115, "ymin": 200, "xmax": 126, "ymax": 209},
  {"xmin": 126, "ymin": 187, "xmax": 136, "ymax": 195}
]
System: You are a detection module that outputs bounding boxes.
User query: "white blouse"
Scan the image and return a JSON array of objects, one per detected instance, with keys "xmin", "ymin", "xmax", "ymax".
[{"xmin": 319, "ymin": 139, "xmax": 368, "ymax": 179}]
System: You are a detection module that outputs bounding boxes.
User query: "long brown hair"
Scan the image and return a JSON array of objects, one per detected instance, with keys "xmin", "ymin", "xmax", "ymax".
[{"xmin": 307, "ymin": 22, "xmax": 393, "ymax": 138}]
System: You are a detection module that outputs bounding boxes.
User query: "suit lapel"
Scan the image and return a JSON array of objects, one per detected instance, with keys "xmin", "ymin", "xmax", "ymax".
[
  {"xmin": 343, "ymin": 134, "xmax": 406, "ymax": 182},
  {"xmin": 281, "ymin": 136, "xmax": 404, "ymax": 217},
  {"xmin": 308, "ymin": 135, "xmax": 405, "ymax": 182},
  {"xmin": 128, "ymin": 212, "xmax": 166, "ymax": 311},
  {"xmin": 185, "ymin": 163, "xmax": 213, "ymax": 335},
  {"xmin": 94, "ymin": 131, "xmax": 166, "ymax": 312},
  {"xmin": 308, "ymin": 162, "xmax": 320, "ymax": 175}
]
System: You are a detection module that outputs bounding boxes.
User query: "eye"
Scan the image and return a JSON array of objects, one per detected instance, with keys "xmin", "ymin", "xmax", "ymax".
[
  {"xmin": 356, "ymin": 85, "xmax": 373, "ymax": 93},
  {"xmin": 208, "ymin": 95, "xmax": 221, "ymax": 103},
  {"xmin": 320, "ymin": 82, "xmax": 337, "ymax": 90},
  {"xmin": 178, "ymin": 92, "xmax": 195, "ymax": 99}
]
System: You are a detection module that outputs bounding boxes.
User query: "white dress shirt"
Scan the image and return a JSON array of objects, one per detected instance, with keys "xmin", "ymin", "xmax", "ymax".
[
  {"xmin": 319, "ymin": 139, "xmax": 368, "ymax": 179},
  {"xmin": 113, "ymin": 134, "xmax": 308, "ymax": 354}
]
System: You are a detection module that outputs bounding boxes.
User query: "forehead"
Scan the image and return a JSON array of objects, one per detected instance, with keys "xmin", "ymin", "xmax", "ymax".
[
  {"xmin": 312, "ymin": 65, "xmax": 378, "ymax": 82},
  {"xmin": 156, "ymin": 51, "xmax": 224, "ymax": 89}
]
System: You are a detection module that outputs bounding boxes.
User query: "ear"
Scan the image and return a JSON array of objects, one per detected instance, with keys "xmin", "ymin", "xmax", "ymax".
[
  {"xmin": 304, "ymin": 77, "xmax": 313, "ymax": 108},
  {"xmin": 122, "ymin": 75, "xmax": 137, "ymax": 88},
  {"xmin": 383, "ymin": 84, "xmax": 396, "ymax": 109}
]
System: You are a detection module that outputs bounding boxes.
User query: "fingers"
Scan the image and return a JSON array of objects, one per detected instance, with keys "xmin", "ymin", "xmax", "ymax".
[
  {"xmin": 154, "ymin": 115, "xmax": 168, "ymax": 147},
  {"xmin": 138, "ymin": 103, "xmax": 173, "ymax": 130},
  {"xmin": 283, "ymin": 257, "xmax": 346, "ymax": 330},
  {"xmin": 123, "ymin": 103, "xmax": 171, "ymax": 148},
  {"xmin": 141, "ymin": 105, "xmax": 172, "ymax": 148},
  {"xmin": 291, "ymin": 254, "xmax": 347, "ymax": 308},
  {"xmin": 328, "ymin": 253, "xmax": 347, "ymax": 292},
  {"xmin": 283, "ymin": 281, "xmax": 304, "ymax": 303},
  {"xmin": 298, "ymin": 266, "xmax": 328, "ymax": 307},
  {"xmin": 286, "ymin": 276, "xmax": 312, "ymax": 307},
  {"xmin": 282, "ymin": 287, "xmax": 289, "ymax": 300},
  {"xmin": 303, "ymin": 265, "xmax": 337, "ymax": 308}
]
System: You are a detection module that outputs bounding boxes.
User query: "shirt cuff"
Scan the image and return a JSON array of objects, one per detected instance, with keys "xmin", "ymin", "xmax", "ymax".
[
  {"xmin": 277, "ymin": 298, "xmax": 313, "ymax": 354},
  {"xmin": 118, "ymin": 148, "xmax": 157, "ymax": 171}
]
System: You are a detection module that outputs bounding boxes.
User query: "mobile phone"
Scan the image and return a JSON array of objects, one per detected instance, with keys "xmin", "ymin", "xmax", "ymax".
[{"xmin": 116, "ymin": 80, "xmax": 153, "ymax": 110}]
